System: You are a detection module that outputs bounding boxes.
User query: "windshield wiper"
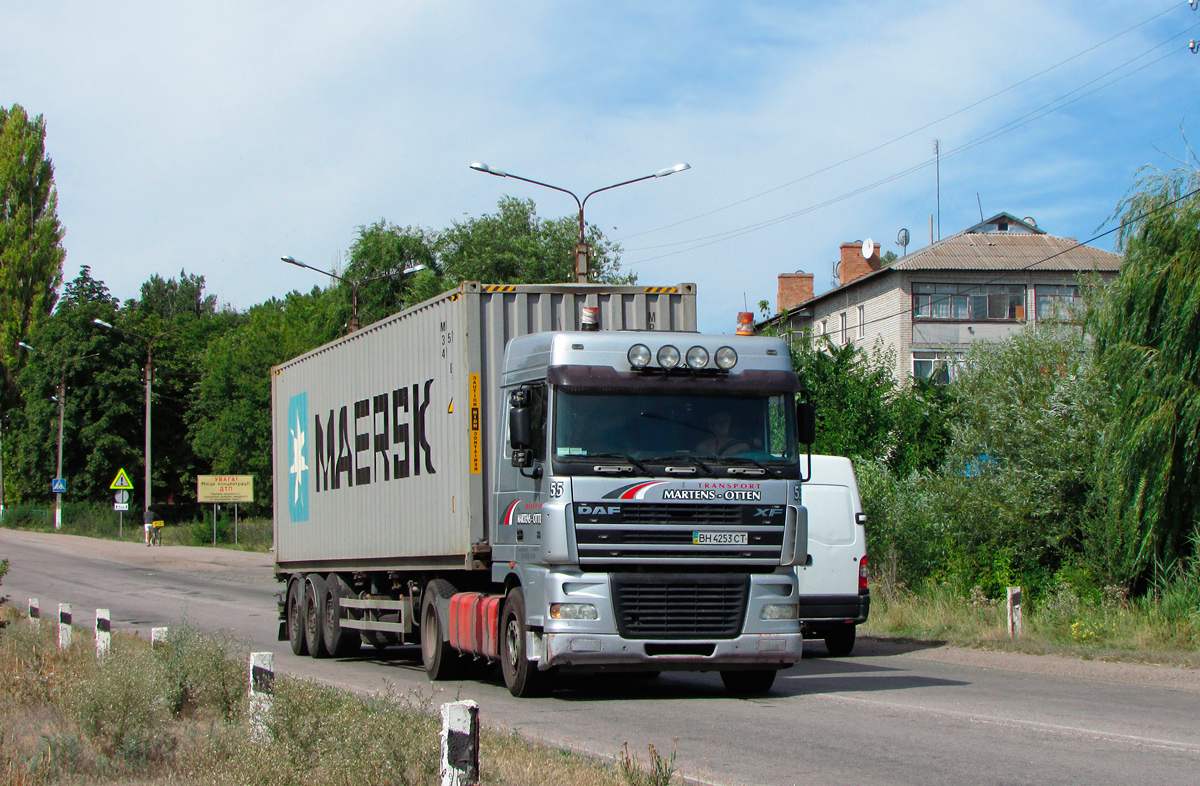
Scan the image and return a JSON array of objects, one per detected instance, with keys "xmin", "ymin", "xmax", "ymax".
[
  {"xmin": 706, "ymin": 456, "xmax": 782, "ymax": 477},
  {"xmin": 583, "ymin": 453, "xmax": 650, "ymax": 474},
  {"xmin": 642, "ymin": 455, "xmax": 715, "ymax": 476}
]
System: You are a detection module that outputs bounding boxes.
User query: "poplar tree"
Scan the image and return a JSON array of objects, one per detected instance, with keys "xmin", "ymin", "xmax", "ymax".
[{"xmin": 0, "ymin": 104, "xmax": 65, "ymax": 400}]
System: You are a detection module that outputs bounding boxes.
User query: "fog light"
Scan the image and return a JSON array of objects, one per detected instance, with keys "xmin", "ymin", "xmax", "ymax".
[
  {"xmin": 715, "ymin": 346, "xmax": 738, "ymax": 370},
  {"xmin": 686, "ymin": 346, "xmax": 709, "ymax": 369},
  {"xmin": 760, "ymin": 603, "xmax": 798, "ymax": 621},
  {"xmin": 550, "ymin": 603, "xmax": 599, "ymax": 621},
  {"xmin": 657, "ymin": 345, "xmax": 681, "ymax": 369},
  {"xmin": 628, "ymin": 344, "xmax": 651, "ymax": 369}
]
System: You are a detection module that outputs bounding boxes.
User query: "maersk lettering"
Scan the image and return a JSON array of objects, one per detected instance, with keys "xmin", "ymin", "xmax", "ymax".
[
  {"xmin": 662, "ymin": 488, "xmax": 762, "ymax": 501},
  {"xmin": 314, "ymin": 378, "xmax": 436, "ymax": 493}
]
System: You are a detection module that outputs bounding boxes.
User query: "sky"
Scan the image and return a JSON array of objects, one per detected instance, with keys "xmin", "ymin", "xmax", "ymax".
[{"xmin": 3, "ymin": 1, "xmax": 1198, "ymax": 333}]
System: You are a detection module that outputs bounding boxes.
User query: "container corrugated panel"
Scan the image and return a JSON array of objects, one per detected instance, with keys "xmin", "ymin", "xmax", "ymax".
[{"xmin": 273, "ymin": 282, "xmax": 695, "ymax": 574}]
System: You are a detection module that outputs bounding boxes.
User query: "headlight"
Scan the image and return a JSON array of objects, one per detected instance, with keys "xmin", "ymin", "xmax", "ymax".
[
  {"xmin": 628, "ymin": 344, "xmax": 651, "ymax": 369},
  {"xmin": 657, "ymin": 345, "xmax": 681, "ymax": 369},
  {"xmin": 685, "ymin": 346, "xmax": 709, "ymax": 369},
  {"xmin": 760, "ymin": 603, "xmax": 798, "ymax": 621},
  {"xmin": 550, "ymin": 603, "xmax": 599, "ymax": 621},
  {"xmin": 715, "ymin": 346, "xmax": 738, "ymax": 370}
]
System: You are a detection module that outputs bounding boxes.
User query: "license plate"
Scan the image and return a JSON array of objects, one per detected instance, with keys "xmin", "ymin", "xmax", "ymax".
[{"xmin": 693, "ymin": 531, "xmax": 748, "ymax": 545}]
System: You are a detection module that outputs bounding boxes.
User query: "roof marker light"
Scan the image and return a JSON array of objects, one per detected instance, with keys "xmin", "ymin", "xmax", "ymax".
[
  {"xmin": 686, "ymin": 346, "xmax": 709, "ymax": 370},
  {"xmin": 628, "ymin": 344, "xmax": 652, "ymax": 369},
  {"xmin": 715, "ymin": 346, "xmax": 738, "ymax": 370},
  {"xmin": 657, "ymin": 345, "xmax": 681, "ymax": 369}
]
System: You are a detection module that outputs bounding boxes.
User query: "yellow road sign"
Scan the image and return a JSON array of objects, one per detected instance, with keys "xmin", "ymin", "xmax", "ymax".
[{"xmin": 110, "ymin": 469, "xmax": 134, "ymax": 491}]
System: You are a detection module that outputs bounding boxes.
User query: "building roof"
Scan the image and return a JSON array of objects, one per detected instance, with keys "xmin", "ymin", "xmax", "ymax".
[
  {"xmin": 888, "ymin": 231, "xmax": 1122, "ymax": 273},
  {"xmin": 776, "ymin": 222, "xmax": 1120, "ymax": 320}
]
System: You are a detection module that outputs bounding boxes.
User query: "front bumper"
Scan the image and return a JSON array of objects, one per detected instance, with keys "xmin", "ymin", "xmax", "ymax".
[{"xmin": 540, "ymin": 630, "xmax": 803, "ymax": 671}]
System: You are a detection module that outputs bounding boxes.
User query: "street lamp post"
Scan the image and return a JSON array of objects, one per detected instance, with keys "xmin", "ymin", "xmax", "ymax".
[
  {"xmin": 92, "ymin": 320, "xmax": 173, "ymax": 536},
  {"xmin": 18, "ymin": 342, "xmax": 98, "ymax": 530},
  {"xmin": 469, "ymin": 161, "xmax": 690, "ymax": 283},
  {"xmin": 281, "ymin": 256, "xmax": 426, "ymax": 333}
]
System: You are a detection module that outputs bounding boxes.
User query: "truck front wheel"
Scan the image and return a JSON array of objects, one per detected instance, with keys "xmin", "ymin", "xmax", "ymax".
[
  {"xmin": 421, "ymin": 579, "xmax": 463, "ymax": 680},
  {"xmin": 720, "ymin": 669, "xmax": 777, "ymax": 697},
  {"xmin": 500, "ymin": 588, "xmax": 551, "ymax": 698},
  {"xmin": 286, "ymin": 577, "xmax": 308, "ymax": 656}
]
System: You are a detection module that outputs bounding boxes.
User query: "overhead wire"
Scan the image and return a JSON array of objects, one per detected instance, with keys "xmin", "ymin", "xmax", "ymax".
[
  {"xmin": 624, "ymin": 24, "xmax": 1195, "ymax": 265},
  {"xmin": 797, "ymin": 184, "xmax": 1200, "ymax": 337},
  {"xmin": 621, "ymin": 6, "xmax": 1195, "ymax": 263}
]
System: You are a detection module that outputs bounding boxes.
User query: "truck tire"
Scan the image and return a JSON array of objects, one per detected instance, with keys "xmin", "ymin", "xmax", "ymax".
[
  {"xmin": 720, "ymin": 669, "xmax": 777, "ymax": 697},
  {"xmin": 824, "ymin": 625, "xmax": 856, "ymax": 657},
  {"xmin": 500, "ymin": 588, "xmax": 552, "ymax": 698},
  {"xmin": 286, "ymin": 576, "xmax": 308, "ymax": 656},
  {"xmin": 421, "ymin": 579, "xmax": 463, "ymax": 680},
  {"xmin": 322, "ymin": 574, "xmax": 362, "ymax": 657},
  {"xmin": 304, "ymin": 574, "xmax": 331, "ymax": 659}
]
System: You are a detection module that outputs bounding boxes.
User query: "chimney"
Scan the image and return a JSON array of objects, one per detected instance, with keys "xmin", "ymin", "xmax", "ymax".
[
  {"xmin": 837, "ymin": 241, "xmax": 881, "ymax": 287},
  {"xmin": 777, "ymin": 271, "xmax": 815, "ymax": 314}
]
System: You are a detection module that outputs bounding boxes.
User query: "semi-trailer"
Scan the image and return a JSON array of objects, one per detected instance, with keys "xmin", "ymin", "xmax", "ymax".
[{"xmin": 272, "ymin": 282, "xmax": 813, "ymax": 696}]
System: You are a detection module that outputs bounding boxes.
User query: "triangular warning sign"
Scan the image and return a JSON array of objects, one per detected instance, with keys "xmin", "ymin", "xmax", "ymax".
[{"xmin": 110, "ymin": 469, "xmax": 134, "ymax": 491}]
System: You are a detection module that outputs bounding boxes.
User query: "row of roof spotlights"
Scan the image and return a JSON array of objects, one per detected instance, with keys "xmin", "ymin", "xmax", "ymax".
[{"xmin": 627, "ymin": 343, "xmax": 738, "ymax": 372}]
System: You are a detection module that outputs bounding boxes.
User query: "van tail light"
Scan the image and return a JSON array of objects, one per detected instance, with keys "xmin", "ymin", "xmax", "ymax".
[{"xmin": 859, "ymin": 556, "xmax": 869, "ymax": 592}]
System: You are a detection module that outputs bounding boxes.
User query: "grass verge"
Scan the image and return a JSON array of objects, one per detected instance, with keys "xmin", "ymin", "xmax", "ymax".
[
  {"xmin": 0, "ymin": 606, "xmax": 680, "ymax": 786},
  {"xmin": 862, "ymin": 579, "xmax": 1200, "ymax": 669},
  {"xmin": 0, "ymin": 604, "xmax": 676, "ymax": 782}
]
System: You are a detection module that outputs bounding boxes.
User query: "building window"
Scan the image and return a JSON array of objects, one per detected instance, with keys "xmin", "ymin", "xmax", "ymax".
[
  {"xmin": 857, "ymin": 305, "xmax": 865, "ymax": 338},
  {"xmin": 1036, "ymin": 284, "xmax": 1081, "ymax": 321},
  {"xmin": 912, "ymin": 350, "xmax": 962, "ymax": 385},
  {"xmin": 820, "ymin": 319, "xmax": 827, "ymax": 336},
  {"xmin": 839, "ymin": 312, "xmax": 847, "ymax": 344},
  {"xmin": 913, "ymin": 283, "xmax": 1025, "ymax": 321}
]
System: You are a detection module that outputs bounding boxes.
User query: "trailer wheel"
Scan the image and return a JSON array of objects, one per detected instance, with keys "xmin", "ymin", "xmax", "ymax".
[
  {"xmin": 500, "ymin": 588, "xmax": 551, "ymax": 698},
  {"xmin": 720, "ymin": 669, "xmax": 777, "ymax": 697},
  {"xmin": 286, "ymin": 577, "xmax": 308, "ymax": 656},
  {"xmin": 322, "ymin": 574, "xmax": 362, "ymax": 657},
  {"xmin": 421, "ymin": 579, "xmax": 463, "ymax": 680},
  {"xmin": 824, "ymin": 625, "xmax": 856, "ymax": 657},
  {"xmin": 304, "ymin": 574, "xmax": 330, "ymax": 658}
]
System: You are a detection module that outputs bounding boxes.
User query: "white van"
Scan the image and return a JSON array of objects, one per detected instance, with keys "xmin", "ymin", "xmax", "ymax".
[{"xmin": 797, "ymin": 455, "xmax": 869, "ymax": 656}]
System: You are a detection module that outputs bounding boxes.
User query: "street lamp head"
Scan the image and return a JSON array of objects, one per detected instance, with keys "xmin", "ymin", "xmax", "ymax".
[
  {"xmin": 655, "ymin": 163, "xmax": 691, "ymax": 178},
  {"xmin": 17, "ymin": 342, "xmax": 37, "ymax": 353},
  {"xmin": 403, "ymin": 264, "xmax": 427, "ymax": 275},
  {"xmin": 281, "ymin": 255, "xmax": 300, "ymax": 266},
  {"xmin": 470, "ymin": 162, "xmax": 507, "ymax": 177},
  {"xmin": 93, "ymin": 319, "xmax": 114, "ymax": 330}
]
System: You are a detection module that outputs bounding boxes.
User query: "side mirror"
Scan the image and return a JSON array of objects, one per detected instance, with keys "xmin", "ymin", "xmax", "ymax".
[
  {"xmin": 796, "ymin": 401, "xmax": 816, "ymax": 445},
  {"xmin": 509, "ymin": 390, "xmax": 532, "ymax": 451}
]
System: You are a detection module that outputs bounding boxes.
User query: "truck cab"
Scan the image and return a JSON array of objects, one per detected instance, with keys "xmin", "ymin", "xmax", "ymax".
[{"xmin": 491, "ymin": 330, "xmax": 809, "ymax": 695}]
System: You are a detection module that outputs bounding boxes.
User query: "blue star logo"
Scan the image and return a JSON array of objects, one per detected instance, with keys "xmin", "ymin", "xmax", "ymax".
[{"xmin": 287, "ymin": 393, "xmax": 309, "ymax": 522}]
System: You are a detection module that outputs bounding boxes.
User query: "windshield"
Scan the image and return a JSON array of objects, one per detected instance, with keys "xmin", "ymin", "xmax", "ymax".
[{"xmin": 553, "ymin": 390, "xmax": 797, "ymax": 464}]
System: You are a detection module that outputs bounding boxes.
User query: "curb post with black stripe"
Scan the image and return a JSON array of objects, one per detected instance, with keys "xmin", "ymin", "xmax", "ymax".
[
  {"xmin": 440, "ymin": 700, "xmax": 479, "ymax": 786},
  {"xmin": 58, "ymin": 603, "xmax": 71, "ymax": 650},
  {"xmin": 28, "ymin": 598, "xmax": 38, "ymax": 629},
  {"xmin": 249, "ymin": 652, "xmax": 274, "ymax": 741},
  {"xmin": 95, "ymin": 609, "xmax": 111, "ymax": 657}
]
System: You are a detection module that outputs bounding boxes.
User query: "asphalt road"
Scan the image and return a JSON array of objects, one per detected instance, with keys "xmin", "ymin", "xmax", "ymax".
[{"xmin": 3, "ymin": 527, "xmax": 1199, "ymax": 786}]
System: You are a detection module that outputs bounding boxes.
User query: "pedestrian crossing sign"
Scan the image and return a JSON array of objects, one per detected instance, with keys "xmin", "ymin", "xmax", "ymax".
[
  {"xmin": 52, "ymin": 478, "xmax": 66, "ymax": 493},
  {"xmin": 110, "ymin": 469, "xmax": 134, "ymax": 491}
]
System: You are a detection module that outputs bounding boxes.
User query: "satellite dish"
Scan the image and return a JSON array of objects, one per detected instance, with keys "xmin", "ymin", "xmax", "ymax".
[
  {"xmin": 1022, "ymin": 216, "xmax": 1037, "ymax": 228},
  {"xmin": 897, "ymin": 228, "xmax": 910, "ymax": 247},
  {"xmin": 862, "ymin": 238, "xmax": 875, "ymax": 259}
]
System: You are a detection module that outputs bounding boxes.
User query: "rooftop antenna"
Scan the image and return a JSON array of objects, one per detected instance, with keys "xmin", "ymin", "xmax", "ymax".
[
  {"xmin": 896, "ymin": 227, "xmax": 910, "ymax": 257},
  {"xmin": 933, "ymin": 140, "xmax": 941, "ymax": 241},
  {"xmin": 976, "ymin": 193, "xmax": 984, "ymax": 222}
]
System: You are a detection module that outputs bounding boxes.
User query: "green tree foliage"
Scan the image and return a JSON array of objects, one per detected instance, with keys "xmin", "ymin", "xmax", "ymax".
[
  {"xmin": 10, "ymin": 267, "xmax": 118, "ymax": 504},
  {"xmin": 1089, "ymin": 167, "xmax": 1200, "ymax": 581},
  {"xmin": 789, "ymin": 331, "xmax": 951, "ymax": 476},
  {"xmin": 0, "ymin": 104, "xmax": 65, "ymax": 401},
  {"xmin": 339, "ymin": 220, "xmax": 440, "ymax": 329},
  {"xmin": 190, "ymin": 290, "xmax": 341, "ymax": 510},
  {"xmin": 437, "ymin": 196, "xmax": 633, "ymax": 285}
]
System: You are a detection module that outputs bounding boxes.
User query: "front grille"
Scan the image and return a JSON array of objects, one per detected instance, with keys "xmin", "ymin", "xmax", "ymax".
[
  {"xmin": 574, "ymin": 502, "xmax": 787, "ymax": 565},
  {"xmin": 611, "ymin": 573, "xmax": 749, "ymax": 639}
]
